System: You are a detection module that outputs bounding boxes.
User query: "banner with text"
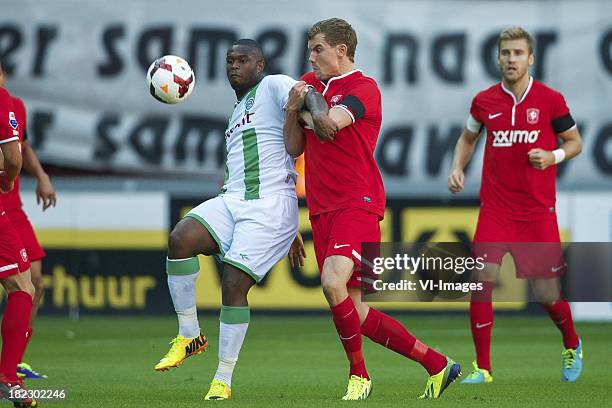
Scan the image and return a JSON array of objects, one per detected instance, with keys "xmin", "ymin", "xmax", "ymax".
[{"xmin": 3, "ymin": 0, "xmax": 612, "ymax": 194}]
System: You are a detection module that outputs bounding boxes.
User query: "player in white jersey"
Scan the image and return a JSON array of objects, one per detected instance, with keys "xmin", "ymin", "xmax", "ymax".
[{"xmin": 153, "ymin": 39, "xmax": 299, "ymax": 400}]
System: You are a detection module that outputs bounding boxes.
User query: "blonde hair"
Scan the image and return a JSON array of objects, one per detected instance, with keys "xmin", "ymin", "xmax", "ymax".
[{"xmin": 498, "ymin": 27, "xmax": 534, "ymax": 55}]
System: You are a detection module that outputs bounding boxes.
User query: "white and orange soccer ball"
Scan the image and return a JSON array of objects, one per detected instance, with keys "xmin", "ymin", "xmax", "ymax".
[{"xmin": 146, "ymin": 55, "xmax": 195, "ymax": 104}]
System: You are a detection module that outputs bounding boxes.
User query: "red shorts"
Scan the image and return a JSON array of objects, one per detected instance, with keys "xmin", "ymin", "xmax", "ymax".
[
  {"xmin": 0, "ymin": 209, "xmax": 31, "ymax": 278},
  {"xmin": 473, "ymin": 209, "xmax": 565, "ymax": 278},
  {"xmin": 7, "ymin": 208, "xmax": 46, "ymax": 261},
  {"xmin": 311, "ymin": 207, "xmax": 380, "ymax": 288}
]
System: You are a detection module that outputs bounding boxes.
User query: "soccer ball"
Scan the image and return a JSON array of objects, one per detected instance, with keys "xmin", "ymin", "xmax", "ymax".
[{"xmin": 146, "ymin": 55, "xmax": 195, "ymax": 104}]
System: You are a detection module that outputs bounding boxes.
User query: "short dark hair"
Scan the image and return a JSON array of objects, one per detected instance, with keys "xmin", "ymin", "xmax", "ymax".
[
  {"xmin": 231, "ymin": 38, "xmax": 264, "ymax": 61},
  {"xmin": 308, "ymin": 18, "xmax": 357, "ymax": 62}
]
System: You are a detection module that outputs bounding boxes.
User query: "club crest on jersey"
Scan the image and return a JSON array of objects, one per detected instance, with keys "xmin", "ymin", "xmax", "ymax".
[
  {"xmin": 245, "ymin": 96, "xmax": 255, "ymax": 111},
  {"xmin": 526, "ymin": 108, "xmax": 539, "ymax": 124},
  {"xmin": 20, "ymin": 248, "xmax": 28, "ymax": 263},
  {"xmin": 8, "ymin": 112, "xmax": 18, "ymax": 130},
  {"xmin": 330, "ymin": 95, "xmax": 343, "ymax": 106}
]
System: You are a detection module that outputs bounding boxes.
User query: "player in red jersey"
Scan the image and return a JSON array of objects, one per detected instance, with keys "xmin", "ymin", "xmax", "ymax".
[
  {"xmin": 448, "ymin": 27, "xmax": 583, "ymax": 384},
  {"xmin": 0, "ymin": 61, "xmax": 56, "ymax": 380},
  {"xmin": 284, "ymin": 18, "xmax": 460, "ymax": 400},
  {"xmin": 0, "ymin": 85, "xmax": 38, "ymax": 407}
]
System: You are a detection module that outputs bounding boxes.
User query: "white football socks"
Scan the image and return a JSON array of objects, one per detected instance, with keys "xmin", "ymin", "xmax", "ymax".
[
  {"xmin": 167, "ymin": 272, "xmax": 200, "ymax": 339},
  {"xmin": 214, "ymin": 321, "xmax": 249, "ymax": 387}
]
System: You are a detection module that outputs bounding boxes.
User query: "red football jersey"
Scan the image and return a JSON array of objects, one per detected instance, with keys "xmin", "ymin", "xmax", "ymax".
[
  {"xmin": 0, "ymin": 88, "xmax": 19, "ymax": 145},
  {"xmin": 301, "ymin": 70, "xmax": 385, "ymax": 218},
  {"xmin": 2, "ymin": 95, "xmax": 26, "ymax": 210},
  {"xmin": 470, "ymin": 77, "xmax": 575, "ymax": 220},
  {"xmin": 0, "ymin": 88, "xmax": 20, "ymax": 212}
]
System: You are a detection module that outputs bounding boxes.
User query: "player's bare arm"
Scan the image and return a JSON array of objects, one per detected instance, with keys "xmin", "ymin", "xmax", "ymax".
[
  {"xmin": 22, "ymin": 140, "xmax": 56, "ymax": 210},
  {"xmin": 283, "ymin": 82, "xmax": 308, "ymax": 157},
  {"xmin": 304, "ymin": 87, "xmax": 335, "ymax": 141},
  {"xmin": 448, "ymin": 127, "xmax": 481, "ymax": 193},
  {"xmin": 0, "ymin": 140, "xmax": 22, "ymax": 192},
  {"xmin": 302, "ymin": 88, "xmax": 346, "ymax": 142},
  {"xmin": 528, "ymin": 127, "xmax": 582, "ymax": 170}
]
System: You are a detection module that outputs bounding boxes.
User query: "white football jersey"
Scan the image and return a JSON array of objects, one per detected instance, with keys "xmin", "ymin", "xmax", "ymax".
[{"xmin": 222, "ymin": 75, "xmax": 297, "ymax": 200}]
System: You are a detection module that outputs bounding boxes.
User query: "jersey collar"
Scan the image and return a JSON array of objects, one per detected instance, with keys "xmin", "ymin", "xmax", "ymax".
[
  {"xmin": 235, "ymin": 75, "xmax": 265, "ymax": 107},
  {"xmin": 320, "ymin": 69, "xmax": 362, "ymax": 96},
  {"xmin": 500, "ymin": 75, "xmax": 533, "ymax": 105}
]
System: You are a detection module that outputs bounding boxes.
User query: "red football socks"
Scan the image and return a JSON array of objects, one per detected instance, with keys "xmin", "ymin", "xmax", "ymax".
[
  {"xmin": 330, "ymin": 296, "xmax": 369, "ymax": 379},
  {"xmin": 17, "ymin": 327, "xmax": 33, "ymax": 364},
  {"xmin": 541, "ymin": 300, "xmax": 579, "ymax": 349},
  {"xmin": 361, "ymin": 307, "xmax": 446, "ymax": 375},
  {"xmin": 469, "ymin": 300, "xmax": 494, "ymax": 372},
  {"xmin": 0, "ymin": 291, "xmax": 33, "ymax": 382}
]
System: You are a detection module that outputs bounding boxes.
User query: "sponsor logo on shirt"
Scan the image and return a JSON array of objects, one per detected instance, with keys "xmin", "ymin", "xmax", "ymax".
[
  {"xmin": 225, "ymin": 111, "xmax": 255, "ymax": 140},
  {"xmin": 492, "ymin": 129, "xmax": 540, "ymax": 147},
  {"xmin": 526, "ymin": 108, "xmax": 540, "ymax": 124},
  {"xmin": 8, "ymin": 112, "xmax": 18, "ymax": 130}
]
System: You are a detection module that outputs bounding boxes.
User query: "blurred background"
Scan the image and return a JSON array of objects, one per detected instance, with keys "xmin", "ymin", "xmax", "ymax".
[{"xmin": 3, "ymin": 0, "xmax": 612, "ymax": 320}]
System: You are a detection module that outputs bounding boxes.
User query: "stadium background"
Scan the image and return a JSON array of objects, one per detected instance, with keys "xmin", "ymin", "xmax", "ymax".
[{"xmin": 4, "ymin": 0, "xmax": 612, "ymax": 318}]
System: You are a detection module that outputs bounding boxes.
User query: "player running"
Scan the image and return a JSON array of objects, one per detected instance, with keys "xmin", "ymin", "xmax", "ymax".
[
  {"xmin": 0, "ymin": 85, "xmax": 37, "ymax": 407},
  {"xmin": 284, "ymin": 18, "xmax": 460, "ymax": 400},
  {"xmin": 448, "ymin": 27, "xmax": 583, "ymax": 384},
  {"xmin": 153, "ymin": 39, "xmax": 298, "ymax": 400},
  {"xmin": 0, "ymin": 61, "xmax": 56, "ymax": 380}
]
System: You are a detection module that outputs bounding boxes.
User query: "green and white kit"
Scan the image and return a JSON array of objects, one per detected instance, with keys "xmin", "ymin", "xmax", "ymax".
[{"xmin": 187, "ymin": 75, "xmax": 299, "ymax": 281}]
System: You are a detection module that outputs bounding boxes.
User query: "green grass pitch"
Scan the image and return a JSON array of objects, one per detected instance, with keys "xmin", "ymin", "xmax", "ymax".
[{"xmin": 22, "ymin": 314, "xmax": 611, "ymax": 407}]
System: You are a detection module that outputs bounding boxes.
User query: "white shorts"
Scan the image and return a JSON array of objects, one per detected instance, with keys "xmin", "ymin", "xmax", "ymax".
[{"xmin": 185, "ymin": 194, "xmax": 298, "ymax": 282}]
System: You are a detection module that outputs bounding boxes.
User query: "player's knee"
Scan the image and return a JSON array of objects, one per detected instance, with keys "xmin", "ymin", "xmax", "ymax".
[
  {"xmin": 9, "ymin": 277, "xmax": 35, "ymax": 297},
  {"xmin": 535, "ymin": 289, "xmax": 559, "ymax": 304},
  {"xmin": 321, "ymin": 273, "xmax": 344, "ymax": 300},
  {"xmin": 168, "ymin": 227, "xmax": 192, "ymax": 258},
  {"xmin": 221, "ymin": 269, "xmax": 253, "ymax": 305},
  {"xmin": 474, "ymin": 264, "xmax": 498, "ymax": 282}
]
